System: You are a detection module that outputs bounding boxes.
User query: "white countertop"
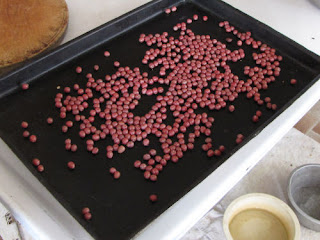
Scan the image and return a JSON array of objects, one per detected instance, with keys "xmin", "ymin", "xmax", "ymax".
[{"xmin": 1, "ymin": 0, "xmax": 320, "ymax": 240}]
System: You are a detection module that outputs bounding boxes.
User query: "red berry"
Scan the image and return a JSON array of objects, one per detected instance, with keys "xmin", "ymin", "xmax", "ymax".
[
  {"xmin": 106, "ymin": 151, "xmax": 113, "ymax": 159},
  {"xmin": 23, "ymin": 131, "xmax": 30, "ymax": 138},
  {"xmin": 229, "ymin": 105, "xmax": 235, "ymax": 112},
  {"xmin": 256, "ymin": 110, "xmax": 262, "ymax": 117},
  {"xmin": 214, "ymin": 150, "xmax": 221, "ymax": 156},
  {"xmin": 219, "ymin": 145, "xmax": 225, "ymax": 152},
  {"xmin": 32, "ymin": 158, "xmax": 40, "ymax": 166},
  {"xmin": 37, "ymin": 165, "xmax": 44, "ymax": 172},
  {"xmin": 82, "ymin": 207, "xmax": 90, "ymax": 214},
  {"xmin": 109, "ymin": 167, "xmax": 116, "ymax": 174},
  {"xmin": 71, "ymin": 144, "xmax": 78, "ymax": 152},
  {"xmin": 290, "ymin": 79, "xmax": 297, "ymax": 85},
  {"xmin": 207, "ymin": 150, "xmax": 214, "ymax": 157},
  {"xmin": 47, "ymin": 117, "xmax": 53, "ymax": 124},
  {"xmin": 252, "ymin": 115, "xmax": 259, "ymax": 122},
  {"xmin": 84, "ymin": 212, "xmax": 92, "ymax": 220},
  {"xmin": 29, "ymin": 135, "xmax": 37, "ymax": 143},
  {"xmin": 76, "ymin": 66, "xmax": 82, "ymax": 73},
  {"xmin": 118, "ymin": 145, "xmax": 125, "ymax": 153},
  {"xmin": 144, "ymin": 171, "xmax": 151, "ymax": 179},
  {"xmin": 67, "ymin": 161, "xmax": 75, "ymax": 170},
  {"xmin": 143, "ymin": 139, "xmax": 150, "ymax": 146},
  {"xmin": 21, "ymin": 83, "xmax": 29, "ymax": 90},
  {"xmin": 134, "ymin": 160, "xmax": 141, "ymax": 168},
  {"xmin": 66, "ymin": 121, "xmax": 73, "ymax": 127},
  {"xmin": 149, "ymin": 194, "xmax": 158, "ymax": 202},
  {"xmin": 150, "ymin": 174, "xmax": 157, "ymax": 181},
  {"xmin": 21, "ymin": 121, "xmax": 28, "ymax": 128},
  {"xmin": 113, "ymin": 171, "xmax": 121, "ymax": 179},
  {"xmin": 62, "ymin": 125, "xmax": 68, "ymax": 133}
]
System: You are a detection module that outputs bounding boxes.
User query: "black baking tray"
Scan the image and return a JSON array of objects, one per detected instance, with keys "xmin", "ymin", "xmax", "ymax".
[{"xmin": 0, "ymin": 0, "xmax": 320, "ymax": 239}]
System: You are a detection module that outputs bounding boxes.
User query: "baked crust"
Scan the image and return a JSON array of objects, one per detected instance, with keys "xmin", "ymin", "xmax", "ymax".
[{"xmin": 0, "ymin": 0, "xmax": 68, "ymax": 68}]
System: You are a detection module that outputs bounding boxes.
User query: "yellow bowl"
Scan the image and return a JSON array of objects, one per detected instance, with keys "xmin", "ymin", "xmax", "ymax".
[{"xmin": 223, "ymin": 193, "xmax": 300, "ymax": 240}]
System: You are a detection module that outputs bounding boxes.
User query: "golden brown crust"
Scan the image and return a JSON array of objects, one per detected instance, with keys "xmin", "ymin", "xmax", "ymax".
[{"xmin": 0, "ymin": 0, "xmax": 68, "ymax": 67}]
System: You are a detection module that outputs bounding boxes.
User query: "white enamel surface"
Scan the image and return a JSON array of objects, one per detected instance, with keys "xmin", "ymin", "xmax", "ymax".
[
  {"xmin": 0, "ymin": 0, "xmax": 319, "ymax": 240},
  {"xmin": 0, "ymin": 200, "xmax": 22, "ymax": 240}
]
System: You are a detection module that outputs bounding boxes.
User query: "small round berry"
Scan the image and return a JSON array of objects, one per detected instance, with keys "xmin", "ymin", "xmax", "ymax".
[
  {"xmin": 21, "ymin": 121, "xmax": 28, "ymax": 128},
  {"xmin": 150, "ymin": 174, "xmax": 157, "ymax": 181},
  {"xmin": 71, "ymin": 144, "xmax": 78, "ymax": 152},
  {"xmin": 32, "ymin": 158, "xmax": 40, "ymax": 166},
  {"xmin": 66, "ymin": 121, "xmax": 73, "ymax": 128},
  {"xmin": 228, "ymin": 105, "xmax": 235, "ymax": 112},
  {"xmin": 21, "ymin": 83, "xmax": 29, "ymax": 90},
  {"xmin": 254, "ymin": 110, "xmax": 261, "ymax": 117},
  {"xmin": 67, "ymin": 161, "xmax": 76, "ymax": 170},
  {"xmin": 290, "ymin": 79, "xmax": 297, "ymax": 85},
  {"xmin": 82, "ymin": 207, "xmax": 90, "ymax": 215},
  {"xmin": 134, "ymin": 160, "xmax": 141, "ymax": 168},
  {"xmin": 29, "ymin": 135, "xmax": 37, "ymax": 143},
  {"xmin": 23, "ymin": 130, "xmax": 30, "ymax": 138},
  {"xmin": 47, "ymin": 117, "xmax": 53, "ymax": 124},
  {"xmin": 118, "ymin": 145, "xmax": 125, "ymax": 153},
  {"xmin": 76, "ymin": 66, "xmax": 82, "ymax": 73},
  {"xmin": 149, "ymin": 194, "xmax": 158, "ymax": 202},
  {"xmin": 37, "ymin": 165, "xmax": 44, "ymax": 172},
  {"xmin": 252, "ymin": 115, "xmax": 259, "ymax": 122},
  {"xmin": 143, "ymin": 139, "xmax": 150, "ymax": 146},
  {"xmin": 84, "ymin": 212, "xmax": 92, "ymax": 220},
  {"xmin": 113, "ymin": 171, "xmax": 121, "ymax": 179}
]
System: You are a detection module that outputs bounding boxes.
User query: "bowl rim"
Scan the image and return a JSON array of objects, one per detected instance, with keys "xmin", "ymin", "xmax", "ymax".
[
  {"xmin": 223, "ymin": 193, "xmax": 300, "ymax": 240},
  {"xmin": 287, "ymin": 163, "xmax": 320, "ymax": 225}
]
